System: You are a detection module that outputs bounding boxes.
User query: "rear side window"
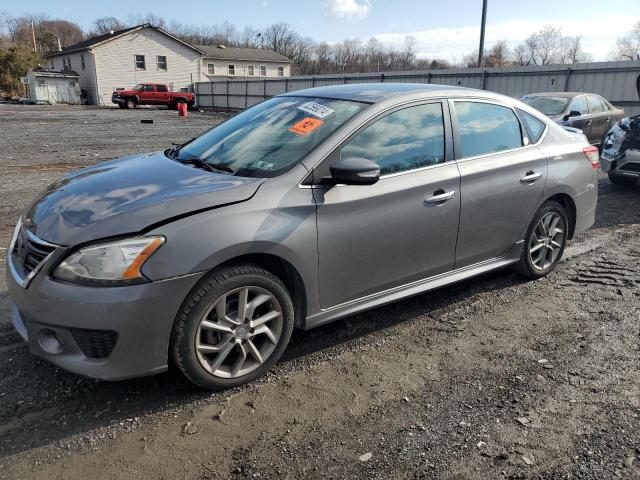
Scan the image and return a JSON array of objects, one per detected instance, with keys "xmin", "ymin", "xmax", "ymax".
[
  {"xmin": 156, "ymin": 85, "xmax": 168, "ymax": 92},
  {"xmin": 341, "ymin": 103, "xmax": 445, "ymax": 175},
  {"xmin": 455, "ymin": 102, "xmax": 523, "ymax": 158},
  {"xmin": 588, "ymin": 95, "xmax": 605, "ymax": 113},
  {"xmin": 569, "ymin": 96, "xmax": 588, "ymax": 115},
  {"xmin": 516, "ymin": 108, "xmax": 546, "ymax": 144}
]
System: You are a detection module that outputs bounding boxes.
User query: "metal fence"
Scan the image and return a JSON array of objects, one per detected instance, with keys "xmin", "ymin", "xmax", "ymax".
[{"xmin": 194, "ymin": 60, "xmax": 640, "ymax": 116}]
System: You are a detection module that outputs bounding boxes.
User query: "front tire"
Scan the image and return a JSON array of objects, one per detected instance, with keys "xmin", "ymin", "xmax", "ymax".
[
  {"xmin": 125, "ymin": 98, "xmax": 137, "ymax": 109},
  {"xmin": 515, "ymin": 201, "xmax": 568, "ymax": 279},
  {"xmin": 171, "ymin": 264, "xmax": 294, "ymax": 390}
]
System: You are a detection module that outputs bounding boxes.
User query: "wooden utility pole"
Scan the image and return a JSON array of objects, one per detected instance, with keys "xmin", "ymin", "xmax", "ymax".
[
  {"xmin": 31, "ymin": 22, "xmax": 37, "ymax": 52},
  {"xmin": 477, "ymin": 0, "xmax": 488, "ymax": 67}
]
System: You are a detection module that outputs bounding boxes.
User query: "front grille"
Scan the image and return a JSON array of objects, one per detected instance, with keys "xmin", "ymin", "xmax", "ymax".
[
  {"xmin": 620, "ymin": 163, "xmax": 640, "ymax": 173},
  {"xmin": 70, "ymin": 328, "xmax": 118, "ymax": 359},
  {"xmin": 11, "ymin": 225, "xmax": 56, "ymax": 280}
]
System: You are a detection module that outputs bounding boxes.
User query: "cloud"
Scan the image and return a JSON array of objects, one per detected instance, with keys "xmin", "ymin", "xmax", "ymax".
[
  {"xmin": 374, "ymin": 16, "xmax": 638, "ymax": 62},
  {"xmin": 325, "ymin": 0, "xmax": 371, "ymax": 21}
]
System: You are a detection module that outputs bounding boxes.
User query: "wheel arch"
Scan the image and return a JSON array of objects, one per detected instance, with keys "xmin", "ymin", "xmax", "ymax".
[
  {"xmin": 213, "ymin": 253, "xmax": 307, "ymax": 329},
  {"xmin": 544, "ymin": 193, "xmax": 577, "ymax": 239}
]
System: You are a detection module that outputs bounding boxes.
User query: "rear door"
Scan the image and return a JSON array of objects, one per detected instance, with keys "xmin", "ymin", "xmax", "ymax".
[
  {"xmin": 453, "ymin": 100, "xmax": 548, "ymax": 268},
  {"xmin": 313, "ymin": 101, "xmax": 461, "ymax": 308},
  {"xmin": 586, "ymin": 95, "xmax": 610, "ymax": 143},
  {"xmin": 155, "ymin": 84, "xmax": 170, "ymax": 103}
]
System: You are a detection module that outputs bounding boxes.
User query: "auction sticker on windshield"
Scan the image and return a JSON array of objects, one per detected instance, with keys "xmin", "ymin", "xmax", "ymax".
[
  {"xmin": 289, "ymin": 117, "xmax": 324, "ymax": 136},
  {"xmin": 298, "ymin": 102, "xmax": 335, "ymax": 119}
]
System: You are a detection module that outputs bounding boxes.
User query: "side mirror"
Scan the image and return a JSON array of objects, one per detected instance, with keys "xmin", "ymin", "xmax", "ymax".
[
  {"xmin": 329, "ymin": 157, "xmax": 380, "ymax": 185},
  {"xmin": 564, "ymin": 110, "xmax": 582, "ymax": 121}
]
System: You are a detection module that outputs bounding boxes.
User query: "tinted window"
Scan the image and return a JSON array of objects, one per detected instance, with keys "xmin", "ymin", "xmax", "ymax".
[
  {"xmin": 341, "ymin": 103, "xmax": 445, "ymax": 175},
  {"xmin": 588, "ymin": 95, "xmax": 605, "ymax": 113},
  {"xmin": 455, "ymin": 102, "xmax": 523, "ymax": 158},
  {"xmin": 516, "ymin": 108, "xmax": 546, "ymax": 143},
  {"xmin": 569, "ymin": 96, "xmax": 588, "ymax": 115},
  {"xmin": 520, "ymin": 95, "xmax": 569, "ymax": 115},
  {"xmin": 143, "ymin": 85, "xmax": 154, "ymax": 92},
  {"xmin": 156, "ymin": 85, "xmax": 168, "ymax": 92}
]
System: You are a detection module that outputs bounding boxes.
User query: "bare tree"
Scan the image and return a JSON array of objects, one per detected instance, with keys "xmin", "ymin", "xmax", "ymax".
[
  {"xmin": 91, "ymin": 17, "xmax": 126, "ymax": 36},
  {"xmin": 515, "ymin": 25, "xmax": 592, "ymax": 65},
  {"xmin": 611, "ymin": 20, "xmax": 640, "ymax": 61}
]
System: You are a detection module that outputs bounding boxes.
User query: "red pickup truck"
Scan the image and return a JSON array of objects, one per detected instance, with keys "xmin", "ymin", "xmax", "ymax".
[{"xmin": 112, "ymin": 83, "xmax": 196, "ymax": 109}]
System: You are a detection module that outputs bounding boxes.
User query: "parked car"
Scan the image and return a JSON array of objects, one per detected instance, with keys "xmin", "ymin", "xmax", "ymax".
[
  {"xmin": 7, "ymin": 84, "xmax": 598, "ymax": 390},
  {"xmin": 520, "ymin": 92, "xmax": 624, "ymax": 146},
  {"xmin": 601, "ymin": 114, "xmax": 640, "ymax": 185},
  {"xmin": 111, "ymin": 83, "xmax": 195, "ymax": 109}
]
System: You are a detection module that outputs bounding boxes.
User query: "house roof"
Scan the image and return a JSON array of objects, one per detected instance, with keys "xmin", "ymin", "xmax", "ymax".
[
  {"xmin": 199, "ymin": 45, "xmax": 291, "ymax": 64},
  {"xmin": 31, "ymin": 67, "xmax": 80, "ymax": 78},
  {"xmin": 46, "ymin": 24, "xmax": 204, "ymax": 57}
]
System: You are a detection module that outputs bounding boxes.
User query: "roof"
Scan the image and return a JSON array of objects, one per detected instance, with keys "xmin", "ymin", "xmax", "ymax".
[
  {"xmin": 31, "ymin": 68, "xmax": 80, "ymax": 78},
  {"xmin": 521, "ymin": 92, "xmax": 587, "ymax": 98},
  {"xmin": 281, "ymin": 83, "xmax": 469, "ymax": 103},
  {"xmin": 46, "ymin": 24, "xmax": 204, "ymax": 57},
  {"xmin": 199, "ymin": 45, "xmax": 291, "ymax": 64}
]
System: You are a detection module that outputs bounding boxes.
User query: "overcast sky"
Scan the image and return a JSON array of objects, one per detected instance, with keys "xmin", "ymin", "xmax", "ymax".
[{"xmin": 7, "ymin": 0, "xmax": 640, "ymax": 61}]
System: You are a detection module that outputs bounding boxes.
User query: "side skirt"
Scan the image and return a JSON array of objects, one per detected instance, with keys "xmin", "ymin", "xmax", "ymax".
[{"xmin": 302, "ymin": 242, "xmax": 524, "ymax": 330}]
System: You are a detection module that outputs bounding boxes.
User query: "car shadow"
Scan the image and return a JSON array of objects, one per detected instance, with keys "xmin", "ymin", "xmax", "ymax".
[
  {"xmin": 0, "ymin": 267, "xmax": 526, "ymax": 458},
  {"xmin": 593, "ymin": 176, "xmax": 640, "ymax": 229}
]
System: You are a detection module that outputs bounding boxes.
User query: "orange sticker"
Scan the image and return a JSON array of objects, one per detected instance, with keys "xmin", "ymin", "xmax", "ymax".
[{"xmin": 288, "ymin": 117, "xmax": 324, "ymax": 136}]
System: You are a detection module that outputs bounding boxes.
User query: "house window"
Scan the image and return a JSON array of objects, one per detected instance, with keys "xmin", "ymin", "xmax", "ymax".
[
  {"xmin": 260, "ymin": 65, "xmax": 267, "ymax": 76},
  {"xmin": 278, "ymin": 66, "xmax": 284, "ymax": 77},
  {"xmin": 135, "ymin": 55, "xmax": 146, "ymax": 70},
  {"xmin": 228, "ymin": 64, "xmax": 235, "ymax": 76},
  {"xmin": 80, "ymin": 54, "xmax": 85, "ymax": 70},
  {"xmin": 157, "ymin": 55, "xmax": 167, "ymax": 70},
  {"xmin": 207, "ymin": 63, "xmax": 215, "ymax": 75},
  {"xmin": 247, "ymin": 65, "xmax": 255, "ymax": 76},
  {"xmin": 38, "ymin": 79, "xmax": 45, "ymax": 86},
  {"xmin": 69, "ymin": 81, "xmax": 76, "ymax": 87}
]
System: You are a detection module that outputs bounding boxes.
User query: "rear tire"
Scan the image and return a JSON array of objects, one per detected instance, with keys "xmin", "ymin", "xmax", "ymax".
[
  {"xmin": 608, "ymin": 172, "xmax": 637, "ymax": 186},
  {"xmin": 171, "ymin": 264, "xmax": 294, "ymax": 390},
  {"xmin": 515, "ymin": 201, "xmax": 569, "ymax": 279}
]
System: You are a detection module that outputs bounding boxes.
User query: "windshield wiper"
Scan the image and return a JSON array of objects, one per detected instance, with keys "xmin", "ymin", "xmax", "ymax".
[{"xmin": 181, "ymin": 157, "xmax": 234, "ymax": 174}]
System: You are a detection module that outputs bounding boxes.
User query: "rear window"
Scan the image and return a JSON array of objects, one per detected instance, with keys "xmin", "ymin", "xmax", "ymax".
[
  {"xmin": 455, "ymin": 101, "xmax": 523, "ymax": 158},
  {"xmin": 520, "ymin": 95, "xmax": 569, "ymax": 116},
  {"xmin": 177, "ymin": 96, "xmax": 366, "ymax": 177},
  {"xmin": 516, "ymin": 108, "xmax": 547, "ymax": 143}
]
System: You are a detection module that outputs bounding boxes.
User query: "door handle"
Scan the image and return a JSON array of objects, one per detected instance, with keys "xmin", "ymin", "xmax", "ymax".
[
  {"xmin": 520, "ymin": 171, "xmax": 542, "ymax": 183},
  {"xmin": 424, "ymin": 190, "xmax": 456, "ymax": 204}
]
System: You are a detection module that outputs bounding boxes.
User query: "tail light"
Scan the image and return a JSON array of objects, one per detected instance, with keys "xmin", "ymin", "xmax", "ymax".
[{"xmin": 583, "ymin": 146, "xmax": 600, "ymax": 170}]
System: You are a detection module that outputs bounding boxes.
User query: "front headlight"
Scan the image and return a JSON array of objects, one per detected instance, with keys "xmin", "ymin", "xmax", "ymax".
[{"xmin": 54, "ymin": 236, "xmax": 165, "ymax": 286}]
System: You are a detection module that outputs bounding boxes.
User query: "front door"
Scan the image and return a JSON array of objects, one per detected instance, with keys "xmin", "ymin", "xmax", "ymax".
[
  {"xmin": 453, "ymin": 100, "xmax": 548, "ymax": 268},
  {"xmin": 139, "ymin": 84, "xmax": 156, "ymax": 103},
  {"xmin": 313, "ymin": 101, "xmax": 461, "ymax": 308}
]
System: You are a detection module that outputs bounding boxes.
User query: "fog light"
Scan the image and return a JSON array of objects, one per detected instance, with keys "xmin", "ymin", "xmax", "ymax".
[{"xmin": 38, "ymin": 328, "xmax": 64, "ymax": 354}]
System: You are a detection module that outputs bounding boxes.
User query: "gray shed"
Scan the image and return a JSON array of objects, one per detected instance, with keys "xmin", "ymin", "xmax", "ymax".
[{"xmin": 25, "ymin": 68, "xmax": 81, "ymax": 105}]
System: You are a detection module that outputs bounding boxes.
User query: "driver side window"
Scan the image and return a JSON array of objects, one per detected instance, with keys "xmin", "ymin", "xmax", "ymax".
[
  {"xmin": 341, "ymin": 103, "xmax": 445, "ymax": 175},
  {"xmin": 569, "ymin": 96, "xmax": 588, "ymax": 115}
]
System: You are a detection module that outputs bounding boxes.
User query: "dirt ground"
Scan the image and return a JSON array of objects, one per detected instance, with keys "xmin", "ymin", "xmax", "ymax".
[{"xmin": 0, "ymin": 104, "xmax": 639, "ymax": 480}]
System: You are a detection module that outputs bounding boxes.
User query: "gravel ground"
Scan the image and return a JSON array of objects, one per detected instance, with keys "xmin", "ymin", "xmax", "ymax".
[{"xmin": 1, "ymin": 104, "xmax": 639, "ymax": 480}]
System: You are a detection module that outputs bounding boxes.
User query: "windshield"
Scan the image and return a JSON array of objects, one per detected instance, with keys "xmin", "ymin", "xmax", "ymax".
[
  {"xmin": 520, "ymin": 95, "xmax": 570, "ymax": 116},
  {"xmin": 133, "ymin": 84, "xmax": 144, "ymax": 91},
  {"xmin": 175, "ymin": 96, "xmax": 367, "ymax": 177}
]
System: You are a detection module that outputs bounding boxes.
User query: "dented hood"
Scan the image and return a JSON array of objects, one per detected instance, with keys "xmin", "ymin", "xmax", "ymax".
[{"xmin": 24, "ymin": 152, "xmax": 264, "ymax": 245}]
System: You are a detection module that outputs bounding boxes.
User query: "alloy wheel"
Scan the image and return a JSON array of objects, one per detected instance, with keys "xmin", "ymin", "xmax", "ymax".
[
  {"xmin": 529, "ymin": 212, "xmax": 565, "ymax": 271},
  {"xmin": 195, "ymin": 286, "xmax": 283, "ymax": 378}
]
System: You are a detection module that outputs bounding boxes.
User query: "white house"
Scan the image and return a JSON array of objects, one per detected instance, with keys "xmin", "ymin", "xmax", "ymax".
[
  {"xmin": 45, "ymin": 24, "xmax": 293, "ymax": 106},
  {"xmin": 199, "ymin": 45, "xmax": 292, "ymax": 79},
  {"xmin": 25, "ymin": 68, "xmax": 81, "ymax": 104}
]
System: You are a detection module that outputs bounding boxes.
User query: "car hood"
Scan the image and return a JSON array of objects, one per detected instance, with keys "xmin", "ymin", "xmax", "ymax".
[
  {"xmin": 114, "ymin": 90, "xmax": 136, "ymax": 95},
  {"xmin": 24, "ymin": 152, "xmax": 265, "ymax": 246}
]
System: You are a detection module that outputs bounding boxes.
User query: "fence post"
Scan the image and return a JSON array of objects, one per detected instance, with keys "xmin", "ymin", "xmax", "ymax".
[
  {"xmin": 263, "ymin": 79, "xmax": 267, "ymax": 102},
  {"xmin": 209, "ymin": 80, "xmax": 213, "ymax": 108},
  {"xmin": 564, "ymin": 68, "xmax": 572, "ymax": 92},
  {"xmin": 481, "ymin": 69, "xmax": 487, "ymax": 90},
  {"xmin": 245, "ymin": 80, "xmax": 249, "ymax": 110},
  {"xmin": 343, "ymin": 76, "xmax": 347, "ymax": 84},
  {"xmin": 285, "ymin": 78, "xmax": 289, "ymax": 93},
  {"xmin": 312, "ymin": 76, "xmax": 316, "ymax": 87},
  {"xmin": 226, "ymin": 80, "xmax": 229, "ymax": 112},
  {"xmin": 380, "ymin": 73, "xmax": 385, "ymax": 83},
  {"xmin": 427, "ymin": 72, "xmax": 432, "ymax": 84}
]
